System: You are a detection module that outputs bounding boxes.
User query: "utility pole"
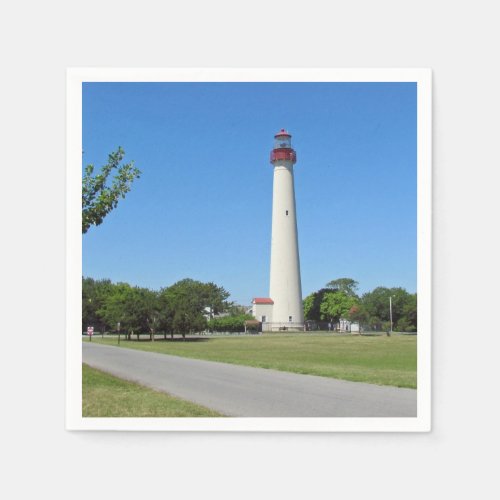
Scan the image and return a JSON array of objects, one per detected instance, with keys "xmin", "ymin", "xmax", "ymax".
[{"xmin": 389, "ymin": 296, "xmax": 393, "ymax": 335}]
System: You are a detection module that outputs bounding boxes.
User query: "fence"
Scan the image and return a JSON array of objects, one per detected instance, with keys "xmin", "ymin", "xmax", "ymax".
[{"xmin": 262, "ymin": 322, "xmax": 305, "ymax": 332}]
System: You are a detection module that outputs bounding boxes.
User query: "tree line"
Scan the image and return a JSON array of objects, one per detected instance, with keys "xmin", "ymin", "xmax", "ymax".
[
  {"xmin": 82, "ymin": 277, "xmax": 252, "ymax": 340},
  {"xmin": 83, "ymin": 276, "xmax": 417, "ymax": 338},
  {"xmin": 303, "ymin": 278, "xmax": 417, "ymax": 332}
]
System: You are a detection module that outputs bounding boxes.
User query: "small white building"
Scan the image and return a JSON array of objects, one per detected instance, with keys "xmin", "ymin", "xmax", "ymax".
[
  {"xmin": 338, "ymin": 318, "xmax": 360, "ymax": 333},
  {"xmin": 350, "ymin": 322, "xmax": 360, "ymax": 333},
  {"xmin": 252, "ymin": 298, "xmax": 274, "ymax": 326}
]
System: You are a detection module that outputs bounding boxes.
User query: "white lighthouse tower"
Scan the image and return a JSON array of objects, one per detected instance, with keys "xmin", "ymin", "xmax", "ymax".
[
  {"xmin": 269, "ymin": 129, "xmax": 304, "ymax": 330},
  {"xmin": 251, "ymin": 129, "xmax": 304, "ymax": 331}
]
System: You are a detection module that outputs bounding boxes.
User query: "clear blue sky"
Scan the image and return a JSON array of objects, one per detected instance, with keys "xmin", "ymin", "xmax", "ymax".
[{"xmin": 82, "ymin": 82, "xmax": 416, "ymax": 305}]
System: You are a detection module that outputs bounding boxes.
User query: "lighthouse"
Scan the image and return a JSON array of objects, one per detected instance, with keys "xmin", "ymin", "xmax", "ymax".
[
  {"xmin": 269, "ymin": 128, "xmax": 304, "ymax": 329},
  {"xmin": 252, "ymin": 129, "xmax": 304, "ymax": 331}
]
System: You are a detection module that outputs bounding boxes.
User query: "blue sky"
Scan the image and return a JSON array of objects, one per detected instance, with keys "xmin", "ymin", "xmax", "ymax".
[{"xmin": 82, "ymin": 82, "xmax": 416, "ymax": 305}]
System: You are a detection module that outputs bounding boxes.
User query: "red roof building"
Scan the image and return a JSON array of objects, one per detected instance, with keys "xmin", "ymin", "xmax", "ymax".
[{"xmin": 252, "ymin": 298, "xmax": 274, "ymax": 304}]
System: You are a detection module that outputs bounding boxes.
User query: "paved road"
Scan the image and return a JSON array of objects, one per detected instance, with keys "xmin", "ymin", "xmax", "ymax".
[{"xmin": 83, "ymin": 342, "xmax": 417, "ymax": 417}]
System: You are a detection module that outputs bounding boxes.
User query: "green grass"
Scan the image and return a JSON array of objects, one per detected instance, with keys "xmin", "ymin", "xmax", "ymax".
[
  {"xmin": 85, "ymin": 333, "xmax": 417, "ymax": 388},
  {"xmin": 82, "ymin": 363, "xmax": 224, "ymax": 417}
]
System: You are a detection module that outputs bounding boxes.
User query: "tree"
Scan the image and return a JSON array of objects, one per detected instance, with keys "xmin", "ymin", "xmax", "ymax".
[
  {"xmin": 135, "ymin": 287, "xmax": 163, "ymax": 341},
  {"xmin": 172, "ymin": 305, "xmax": 207, "ymax": 338},
  {"xmin": 158, "ymin": 289, "xmax": 174, "ymax": 339},
  {"xmin": 82, "ymin": 147, "xmax": 141, "ymax": 234},
  {"xmin": 325, "ymin": 278, "xmax": 359, "ymax": 297},
  {"xmin": 303, "ymin": 289, "xmax": 328, "ymax": 321},
  {"xmin": 347, "ymin": 304, "xmax": 370, "ymax": 325},
  {"xmin": 97, "ymin": 283, "xmax": 143, "ymax": 339},
  {"xmin": 82, "ymin": 277, "xmax": 114, "ymax": 332},
  {"xmin": 319, "ymin": 290, "xmax": 358, "ymax": 325},
  {"xmin": 203, "ymin": 282, "xmax": 231, "ymax": 319},
  {"xmin": 360, "ymin": 287, "xmax": 416, "ymax": 331},
  {"xmin": 398, "ymin": 293, "xmax": 417, "ymax": 332},
  {"xmin": 304, "ymin": 287, "xmax": 359, "ymax": 326},
  {"xmin": 160, "ymin": 279, "xmax": 208, "ymax": 339},
  {"xmin": 159, "ymin": 279, "xmax": 232, "ymax": 338}
]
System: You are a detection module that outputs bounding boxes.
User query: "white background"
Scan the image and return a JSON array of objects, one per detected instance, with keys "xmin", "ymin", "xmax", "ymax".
[{"xmin": 1, "ymin": 1, "xmax": 499, "ymax": 499}]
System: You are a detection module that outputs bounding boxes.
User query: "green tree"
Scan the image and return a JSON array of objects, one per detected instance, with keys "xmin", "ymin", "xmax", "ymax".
[
  {"xmin": 172, "ymin": 304, "xmax": 207, "ymax": 339},
  {"xmin": 361, "ymin": 287, "xmax": 416, "ymax": 331},
  {"xmin": 325, "ymin": 278, "xmax": 359, "ymax": 297},
  {"xmin": 97, "ymin": 283, "xmax": 143, "ymax": 339},
  {"xmin": 82, "ymin": 147, "xmax": 141, "ymax": 234},
  {"xmin": 203, "ymin": 282, "xmax": 231, "ymax": 319},
  {"xmin": 160, "ymin": 279, "xmax": 209, "ymax": 339},
  {"xmin": 82, "ymin": 277, "xmax": 114, "ymax": 332},
  {"xmin": 398, "ymin": 293, "xmax": 417, "ymax": 332},
  {"xmin": 303, "ymin": 289, "xmax": 328, "ymax": 321},
  {"xmin": 319, "ymin": 290, "xmax": 358, "ymax": 324},
  {"xmin": 304, "ymin": 287, "xmax": 359, "ymax": 325},
  {"xmin": 135, "ymin": 287, "xmax": 163, "ymax": 341},
  {"xmin": 158, "ymin": 289, "xmax": 174, "ymax": 338}
]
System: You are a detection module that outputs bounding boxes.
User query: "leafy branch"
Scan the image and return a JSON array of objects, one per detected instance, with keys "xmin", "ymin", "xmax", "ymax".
[{"xmin": 82, "ymin": 147, "xmax": 141, "ymax": 234}]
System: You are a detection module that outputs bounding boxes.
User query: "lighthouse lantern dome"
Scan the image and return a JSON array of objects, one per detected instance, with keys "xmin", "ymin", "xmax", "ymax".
[{"xmin": 274, "ymin": 129, "xmax": 292, "ymax": 149}]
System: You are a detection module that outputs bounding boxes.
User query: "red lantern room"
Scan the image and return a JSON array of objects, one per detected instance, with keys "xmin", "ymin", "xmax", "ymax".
[{"xmin": 270, "ymin": 129, "xmax": 297, "ymax": 164}]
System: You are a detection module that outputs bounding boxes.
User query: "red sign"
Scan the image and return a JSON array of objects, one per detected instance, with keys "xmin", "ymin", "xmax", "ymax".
[{"xmin": 87, "ymin": 326, "xmax": 94, "ymax": 336}]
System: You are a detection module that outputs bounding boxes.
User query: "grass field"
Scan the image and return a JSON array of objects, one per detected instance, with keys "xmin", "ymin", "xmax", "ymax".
[
  {"xmin": 85, "ymin": 333, "xmax": 417, "ymax": 388},
  {"xmin": 82, "ymin": 363, "xmax": 224, "ymax": 417}
]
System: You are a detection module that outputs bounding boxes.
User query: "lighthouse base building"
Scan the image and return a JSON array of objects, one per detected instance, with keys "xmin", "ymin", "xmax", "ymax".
[
  {"xmin": 252, "ymin": 129, "xmax": 305, "ymax": 332},
  {"xmin": 252, "ymin": 298, "xmax": 305, "ymax": 332}
]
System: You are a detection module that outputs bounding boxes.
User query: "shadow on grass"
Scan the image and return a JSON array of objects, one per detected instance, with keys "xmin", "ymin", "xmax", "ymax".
[{"xmin": 130, "ymin": 337, "xmax": 211, "ymax": 343}]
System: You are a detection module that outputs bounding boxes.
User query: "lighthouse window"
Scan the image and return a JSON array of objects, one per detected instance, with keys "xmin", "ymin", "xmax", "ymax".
[
  {"xmin": 275, "ymin": 136, "xmax": 291, "ymax": 149},
  {"xmin": 286, "ymin": 210, "xmax": 288, "ymax": 216},
  {"xmin": 289, "ymin": 316, "xmax": 292, "ymax": 322}
]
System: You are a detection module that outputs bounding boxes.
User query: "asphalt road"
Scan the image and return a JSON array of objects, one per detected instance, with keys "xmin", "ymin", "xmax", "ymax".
[{"xmin": 83, "ymin": 342, "xmax": 417, "ymax": 417}]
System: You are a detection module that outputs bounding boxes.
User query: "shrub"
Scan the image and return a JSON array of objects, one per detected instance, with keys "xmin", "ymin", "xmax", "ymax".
[{"xmin": 207, "ymin": 314, "xmax": 253, "ymax": 333}]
